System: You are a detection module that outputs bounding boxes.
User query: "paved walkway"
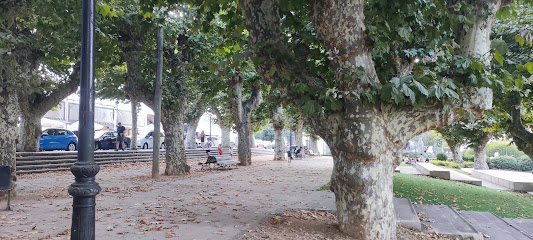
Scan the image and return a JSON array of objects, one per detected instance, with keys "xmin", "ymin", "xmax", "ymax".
[{"xmin": 1, "ymin": 156, "xmax": 335, "ymax": 239}]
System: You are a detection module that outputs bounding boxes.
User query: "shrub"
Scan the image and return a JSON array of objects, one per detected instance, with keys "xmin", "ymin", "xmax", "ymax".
[
  {"xmin": 436, "ymin": 152, "xmax": 448, "ymax": 161},
  {"xmin": 462, "ymin": 149, "xmax": 474, "ymax": 162},
  {"xmin": 430, "ymin": 160, "xmax": 460, "ymax": 169},
  {"xmin": 516, "ymin": 156, "xmax": 533, "ymax": 171},
  {"xmin": 489, "ymin": 156, "xmax": 519, "ymax": 171},
  {"xmin": 463, "ymin": 162, "xmax": 474, "ymax": 168},
  {"xmin": 486, "ymin": 141, "xmax": 526, "ymax": 158}
]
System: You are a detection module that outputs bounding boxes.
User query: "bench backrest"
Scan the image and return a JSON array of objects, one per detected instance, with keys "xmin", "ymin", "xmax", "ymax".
[{"xmin": 0, "ymin": 165, "xmax": 11, "ymax": 191}]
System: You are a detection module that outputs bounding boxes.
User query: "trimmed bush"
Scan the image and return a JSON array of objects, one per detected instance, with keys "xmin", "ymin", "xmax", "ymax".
[
  {"xmin": 462, "ymin": 148, "xmax": 474, "ymax": 161},
  {"xmin": 516, "ymin": 156, "xmax": 533, "ymax": 171},
  {"xmin": 436, "ymin": 152, "xmax": 448, "ymax": 161},
  {"xmin": 488, "ymin": 156, "xmax": 533, "ymax": 171},
  {"xmin": 464, "ymin": 162, "xmax": 474, "ymax": 168},
  {"xmin": 430, "ymin": 160, "xmax": 460, "ymax": 169},
  {"xmin": 486, "ymin": 141, "xmax": 526, "ymax": 158}
]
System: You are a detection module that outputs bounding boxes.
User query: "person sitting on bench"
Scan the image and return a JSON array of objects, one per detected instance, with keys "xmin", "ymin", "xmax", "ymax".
[{"xmin": 295, "ymin": 147, "xmax": 305, "ymax": 159}]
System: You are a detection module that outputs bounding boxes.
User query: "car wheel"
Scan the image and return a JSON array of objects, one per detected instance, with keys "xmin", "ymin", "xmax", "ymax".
[
  {"xmin": 143, "ymin": 143, "xmax": 148, "ymax": 149},
  {"xmin": 161, "ymin": 142, "xmax": 165, "ymax": 149},
  {"xmin": 67, "ymin": 142, "xmax": 77, "ymax": 151}
]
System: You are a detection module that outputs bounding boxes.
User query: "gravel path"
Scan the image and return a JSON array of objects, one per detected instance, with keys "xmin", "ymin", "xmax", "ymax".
[{"xmin": 0, "ymin": 156, "xmax": 335, "ymax": 239}]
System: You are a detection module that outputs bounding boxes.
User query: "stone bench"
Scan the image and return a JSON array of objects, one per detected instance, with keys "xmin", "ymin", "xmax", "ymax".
[
  {"xmin": 416, "ymin": 163, "xmax": 450, "ymax": 180},
  {"xmin": 471, "ymin": 169, "xmax": 533, "ymax": 191}
]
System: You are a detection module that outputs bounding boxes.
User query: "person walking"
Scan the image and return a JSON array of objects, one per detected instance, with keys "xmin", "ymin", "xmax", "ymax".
[
  {"xmin": 205, "ymin": 137, "xmax": 213, "ymax": 157},
  {"xmin": 115, "ymin": 122, "xmax": 126, "ymax": 151},
  {"xmin": 200, "ymin": 130, "xmax": 206, "ymax": 149}
]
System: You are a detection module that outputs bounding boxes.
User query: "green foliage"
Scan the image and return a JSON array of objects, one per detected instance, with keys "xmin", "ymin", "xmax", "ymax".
[
  {"xmin": 464, "ymin": 162, "xmax": 474, "ymax": 168},
  {"xmin": 486, "ymin": 141, "xmax": 526, "ymax": 158},
  {"xmin": 489, "ymin": 156, "xmax": 533, "ymax": 172},
  {"xmin": 436, "ymin": 152, "xmax": 448, "ymax": 161},
  {"xmin": 430, "ymin": 160, "xmax": 460, "ymax": 169},
  {"xmin": 254, "ymin": 124, "xmax": 275, "ymax": 141},
  {"xmin": 462, "ymin": 148, "xmax": 474, "ymax": 161}
]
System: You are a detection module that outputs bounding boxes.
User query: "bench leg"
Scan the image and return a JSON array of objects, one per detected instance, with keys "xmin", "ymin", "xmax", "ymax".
[{"xmin": 6, "ymin": 190, "xmax": 10, "ymax": 211}]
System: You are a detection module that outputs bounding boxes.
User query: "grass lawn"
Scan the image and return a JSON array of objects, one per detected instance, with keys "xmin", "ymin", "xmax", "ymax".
[
  {"xmin": 394, "ymin": 173, "xmax": 533, "ymax": 219},
  {"xmin": 319, "ymin": 173, "xmax": 533, "ymax": 219}
]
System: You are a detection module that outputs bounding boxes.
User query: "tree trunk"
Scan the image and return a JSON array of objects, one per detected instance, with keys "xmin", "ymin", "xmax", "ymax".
[
  {"xmin": 130, "ymin": 99, "xmax": 139, "ymax": 150},
  {"xmin": 473, "ymin": 133, "xmax": 492, "ymax": 170},
  {"xmin": 330, "ymin": 147, "xmax": 396, "ymax": 239},
  {"xmin": 231, "ymin": 74, "xmax": 262, "ymax": 166},
  {"xmin": 220, "ymin": 125, "xmax": 231, "ymax": 148},
  {"xmin": 272, "ymin": 106, "xmax": 285, "ymax": 161},
  {"xmin": 0, "ymin": 90, "xmax": 19, "ymax": 195},
  {"xmin": 249, "ymin": 122, "xmax": 255, "ymax": 148},
  {"xmin": 162, "ymin": 108, "xmax": 190, "ymax": 175},
  {"xmin": 17, "ymin": 108, "xmax": 42, "ymax": 152},
  {"xmin": 294, "ymin": 117, "xmax": 304, "ymax": 147},
  {"xmin": 310, "ymin": 135, "xmax": 320, "ymax": 156},
  {"xmin": 184, "ymin": 117, "xmax": 200, "ymax": 149},
  {"xmin": 448, "ymin": 143, "xmax": 463, "ymax": 166}
]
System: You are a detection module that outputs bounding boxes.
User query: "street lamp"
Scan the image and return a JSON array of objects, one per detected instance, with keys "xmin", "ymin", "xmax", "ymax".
[
  {"xmin": 207, "ymin": 109, "xmax": 212, "ymax": 139},
  {"xmin": 68, "ymin": 0, "xmax": 100, "ymax": 239}
]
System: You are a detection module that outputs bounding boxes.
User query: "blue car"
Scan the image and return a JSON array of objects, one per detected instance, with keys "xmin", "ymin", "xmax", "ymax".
[{"xmin": 40, "ymin": 129, "xmax": 78, "ymax": 151}]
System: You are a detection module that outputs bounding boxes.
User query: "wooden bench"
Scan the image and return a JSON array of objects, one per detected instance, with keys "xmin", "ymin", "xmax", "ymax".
[{"xmin": 416, "ymin": 163, "xmax": 450, "ymax": 180}]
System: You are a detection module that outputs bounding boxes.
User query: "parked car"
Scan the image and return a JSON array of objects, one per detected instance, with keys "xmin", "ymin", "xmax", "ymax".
[
  {"xmin": 94, "ymin": 130, "xmax": 131, "ymax": 150},
  {"xmin": 40, "ymin": 129, "xmax": 78, "ymax": 151},
  {"xmin": 137, "ymin": 130, "xmax": 165, "ymax": 149}
]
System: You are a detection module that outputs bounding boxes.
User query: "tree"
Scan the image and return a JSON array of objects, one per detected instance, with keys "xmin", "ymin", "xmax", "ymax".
[
  {"xmin": 184, "ymin": 99, "xmax": 205, "ymax": 149},
  {"xmin": 241, "ymin": 0, "xmax": 500, "ymax": 238},
  {"xmin": 272, "ymin": 106, "xmax": 286, "ymax": 160},
  {"xmin": 438, "ymin": 123, "xmax": 469, "ymax": 166}
]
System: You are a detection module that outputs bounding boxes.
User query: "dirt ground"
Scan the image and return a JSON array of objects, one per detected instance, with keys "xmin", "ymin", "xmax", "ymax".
[{"xmin": 1, "ymin": 155, "xmax": 448, "ymax": 239}]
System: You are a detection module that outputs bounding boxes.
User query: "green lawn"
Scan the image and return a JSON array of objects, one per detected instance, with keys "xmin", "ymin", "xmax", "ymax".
[
  {"xmin": 394, "ymin": 173, "xmax": 533, "ymax": 218},
  {"xmin": 319, "ymin": 173, "xmax": 533, "ymax": 219}
]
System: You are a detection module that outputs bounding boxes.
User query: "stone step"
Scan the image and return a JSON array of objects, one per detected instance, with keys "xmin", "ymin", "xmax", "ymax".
[
  {"xmin": 413, "ymin": 204, "xmax": 483, "ymax": 240},
  {"xmin": 503, "ymin": 218, "xmax": 533, "ymax": 239},
  {"xmin": 460, "ymin": 211, "xmax": 532, "ymax": 240},
  {"xmin": 394, "ymin": 198, "xmax": 421, "ymax": 231}
]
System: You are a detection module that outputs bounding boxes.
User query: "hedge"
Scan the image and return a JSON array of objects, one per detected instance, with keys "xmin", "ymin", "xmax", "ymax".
[
  {"xmin": 430, "ymin": 160, "xmax": 460, "ymax": 169},
  {"xmin": 464, "ymin": 162, "xmax": 474, "ymax": 168},
  {"xmin": 488, "ymin": 156, "xmax": 533, "ymax": 172}
]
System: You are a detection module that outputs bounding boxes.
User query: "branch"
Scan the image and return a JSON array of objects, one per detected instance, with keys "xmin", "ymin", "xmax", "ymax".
[
  {"xmin": 243, "ymin": 81, "xmax": 263, "ymax": 114},
  {"xmin": 507, "ymin": 94, "xmax": 533, "ymax": 157},
  {"xmin": 33, "ymin": 62, "xmax": 81, "ymax": 116}
]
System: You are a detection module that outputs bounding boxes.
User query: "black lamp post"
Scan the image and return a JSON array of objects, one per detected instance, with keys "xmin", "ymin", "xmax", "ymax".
[{"xmin": 68, "ymin": 0, "xmax": 100, "ymax": 239}]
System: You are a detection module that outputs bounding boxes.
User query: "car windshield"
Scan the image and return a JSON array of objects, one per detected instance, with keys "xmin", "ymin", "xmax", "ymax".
[{"xmin": 94, "ymin": 130, "xmax": 107, "ymax": 138}]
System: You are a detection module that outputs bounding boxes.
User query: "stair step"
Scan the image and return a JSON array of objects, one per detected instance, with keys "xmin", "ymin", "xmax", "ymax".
[
  {"xmin": 413, "ymin": 204, "xmax": 483, "ymax": 240},
  {"xmin": 394, "ymin": 198, "xmax": 421, "ymax": 231},
  {"xmin": 460, "ymin": 211, "xmax": 532, "ymax": 240},
  {"xmin": 503, "ymin": 218, "xmax": 533, "ymax": 239}
]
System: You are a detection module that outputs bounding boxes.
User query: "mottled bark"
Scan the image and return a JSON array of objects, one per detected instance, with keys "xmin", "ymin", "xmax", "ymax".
[
  {"xmin": 162, "ymin": 108, "xmax": 190, "ymax": 175},
  {"xmin": 184, "ymin": 117, "xmax": 200, "ymax": 149},
  {"xmin": 474, "ymin": 132, "xmax": 492, "ymax": 170},
  {"xmin": 231, "ymin": 74, "xmax": 262, "ymax": 166},
  {"xmin": 212, "ymin": 106, "xmax": 232, "ymax": 148},
  {"xmin": 272, "ymin": 106, "xmax": 285, "ymax": 161},
  {"xmin": 0, "ymin": 90, "xmax": 19, "ymax": 195},
  {"xmin": 17, "ymin": 109, "xmax": 41, "ymax": 152},
  {"xmin": 294, "ymin": 117, "xmax": 304, "ymax": 147},
  {"xmin": 249, "ymin": 122, "xmax": 256, "ymax": 148},
  {"xmin": 130, "ymin": 99, "xmax": 139, "ymax": 150},
  {"xmin": 310, "ymin": 135, "xmax": 321, "ymax": 156},
  {"xmin": 448, "ymin": 142, "xmax": 464, "ymax": 167},
  {"xmin": 331, "ymin": 147, "xmax": 396, "ymax": 239}
]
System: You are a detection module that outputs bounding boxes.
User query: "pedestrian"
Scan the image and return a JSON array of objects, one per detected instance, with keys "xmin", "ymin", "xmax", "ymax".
[
  {"xmin": 218, "ymin": 143, "xmax": 223, "ymax": 155},
  {"xmin": 115, "ymin": 122, "xmax": 126, "ymax": 151},
  {"xmin": 229, "ymin": 144, "xmax": 233, "ymax": 157},
  {"xmin": 200, "ymin": 130, "xmax": 205, "ymax": 149},
  {"xmin": 205, "ymin": 137, "xmax": 212, "ymax": 157}
]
